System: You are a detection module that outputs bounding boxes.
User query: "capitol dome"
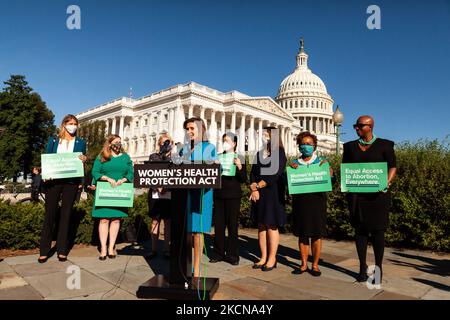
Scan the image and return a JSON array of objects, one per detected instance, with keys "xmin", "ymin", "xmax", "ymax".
[{"xmin": 275, "ymin": 38, "xmax": 337, "ymax": 153}]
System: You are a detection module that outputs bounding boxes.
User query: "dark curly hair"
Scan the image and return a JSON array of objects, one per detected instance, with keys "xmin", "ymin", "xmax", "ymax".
[{"xmin": 296, "ymin": 131, "xmax": 318, "ymax": 147}]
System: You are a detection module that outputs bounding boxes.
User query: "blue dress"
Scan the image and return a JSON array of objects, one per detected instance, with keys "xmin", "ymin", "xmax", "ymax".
[{"xmin": 181, "ymin": 141, "xmax": 217, "ymax": 233}]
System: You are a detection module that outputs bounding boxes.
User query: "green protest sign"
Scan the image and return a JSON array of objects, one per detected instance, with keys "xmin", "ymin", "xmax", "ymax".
[
  {"xmin": 218, "ymin": 152, "xmax": 236, "ymax": 176},
  {"xmin": 41, "ymin": 152, "xmax": 84, "ymax": 180},
  {"xmin": 95, "ymin": 182, "xmax": 134, "ymax": 207},
  {"xmin": 287, "ymin": 163, "xmax": 332, "ymax": 194},
  {"xmin": 341, "ymin": 162, "xmax": 388, "ymax": 193}
]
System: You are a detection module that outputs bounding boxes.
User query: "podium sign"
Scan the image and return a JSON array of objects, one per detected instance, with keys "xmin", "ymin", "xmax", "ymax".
[{"xmin": 134, "ymin": 163, "xmax": 221, "ymax": 189}]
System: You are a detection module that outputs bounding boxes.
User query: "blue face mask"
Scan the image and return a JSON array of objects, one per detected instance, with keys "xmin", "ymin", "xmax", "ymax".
[{"xmin": 299, "ymin": 144, "xmax": 314, "ymax": 157}]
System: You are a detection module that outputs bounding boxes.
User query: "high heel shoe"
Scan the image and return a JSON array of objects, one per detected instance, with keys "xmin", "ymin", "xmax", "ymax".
[
  {"xmin": 252, "ymin": 261, "xmax": 266, "ymax": 269},
  {"xmin": 57, "ymin": 255, "xmax": 67, "ymax": 262},
  {"xmin": 38, "ymin": 256, "xmax": 48, "ymax": 264},
  {"xmin": 99, "ymin": 256, "xmax": 107, "ymax": 261},
  {"xmin": 107, "ymin": 248, "xmax": 116, "ymax": 259},
  {"xmin": 262, "ymin": 261, "xmax": 277, "ymax": 272}
]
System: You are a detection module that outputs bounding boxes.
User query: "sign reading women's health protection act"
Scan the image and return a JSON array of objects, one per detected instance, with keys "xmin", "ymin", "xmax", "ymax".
[
  {"xmin": 341, "ymin": 162, "xmax": 388, "ymax": 193},
  {"xmin": 41, "ymin": 152, "xmax": 84, "ymax": 180},
  {"xmin": 287, "ymin": 163, "xmax": 332, "ymax": 194},
  {"xmin": 218, "ymin": 153, "xmax": 237, "ymax": 176},
  {"xmin": 95, "ymin": 182, "xmax": 134, "ymax": 207}
]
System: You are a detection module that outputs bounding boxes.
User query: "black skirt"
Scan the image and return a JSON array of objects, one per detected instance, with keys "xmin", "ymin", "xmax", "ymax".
[
  {"xmin": 346, "ymin": 192, "xmax": 391, "ymax": 231},
  {"xmin": 292, "ymin": 192, "xmax": 327, "ymax": 238},
  {"xmin": 148, "ymin": 193, "xmax": 171, "ymax": 220}
]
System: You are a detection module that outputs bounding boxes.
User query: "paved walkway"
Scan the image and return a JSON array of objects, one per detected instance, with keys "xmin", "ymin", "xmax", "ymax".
[{"xmin": 0, "ymin": 228, "xmax": 449, "ymax": 300}]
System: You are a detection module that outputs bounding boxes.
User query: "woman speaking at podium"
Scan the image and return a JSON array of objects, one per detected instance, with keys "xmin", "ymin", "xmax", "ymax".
[{"xmin": 180, "ymin": 117, "xmax": 217, "ymax": 278}]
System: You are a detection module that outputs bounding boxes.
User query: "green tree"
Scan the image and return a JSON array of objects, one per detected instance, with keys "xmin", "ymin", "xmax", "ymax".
[
  {"xmin": 0, "ymin": 75, "xmax": 55, "ymax": 181},
  {"xmin": 78, "ymin": 120, "xmax": 107, "ymax": 173}
]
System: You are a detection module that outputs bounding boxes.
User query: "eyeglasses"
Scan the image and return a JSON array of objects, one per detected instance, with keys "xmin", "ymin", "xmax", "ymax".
[{"xmin": 353, "ymin": 123, "xmax": 371, "ymax": 129}]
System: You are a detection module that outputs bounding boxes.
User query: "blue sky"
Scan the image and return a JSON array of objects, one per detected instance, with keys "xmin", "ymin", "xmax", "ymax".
[{"xmin": 1, "ymin": 0, "xmax": 449, "ymax": 143}]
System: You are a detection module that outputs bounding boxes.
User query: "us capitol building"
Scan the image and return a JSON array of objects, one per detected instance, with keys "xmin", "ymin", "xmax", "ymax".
[{"xmin": 76, "ymin": 39, "xmax": 340, "ymax": 163}]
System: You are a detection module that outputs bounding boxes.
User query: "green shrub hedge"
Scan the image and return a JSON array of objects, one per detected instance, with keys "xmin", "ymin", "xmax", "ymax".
[{"xmin": 1, "ymin": 139, "xmax": 448, "ymax": 252}]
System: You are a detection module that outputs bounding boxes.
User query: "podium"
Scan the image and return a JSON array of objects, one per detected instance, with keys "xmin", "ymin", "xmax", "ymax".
[{"xmin": 135, "ymin": 163, "xmax": 220, "ymax": 300}]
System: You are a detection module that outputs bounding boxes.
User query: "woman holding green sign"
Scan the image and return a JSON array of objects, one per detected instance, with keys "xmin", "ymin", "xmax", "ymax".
[
  {"xmin": 289, "ymin": 132, "xmax": 333, "ymax": 277},
  {"xmin": 91, "ymin": 135, "xmax": 134, "ymax": 260},
  {"xmin": 210, "ymin": 132, "xmax": 247, "ymax": 266},
  {"xmin": 39, "ymin": 114, "xmax": 87, "ymax": 263},
  {"xmin": 343, "ymin": 115, "xmax": 397, "ymax": 283}
]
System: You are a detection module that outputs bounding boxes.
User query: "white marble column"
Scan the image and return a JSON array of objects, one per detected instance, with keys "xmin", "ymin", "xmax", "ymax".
[
  {"xmin": 168, "ymin": 108, "xmax": 174, "ymax": 135},
  {"xmin": 230, "ymin": 112, "xmax": 236, "ymax": 133},
  {"xmin": 199, "ymin": 106, "xmax": 205, "ymax": 121},
  {"xmin": 188, "ymin": 105, "xmax": 194, "ymax": 118},
  {"xmin": 239, "ymin": 113, "xmax": 246, "ymax": 154},
  {"xmin": 157, "ymin": 111, "xmax": 163, "ymax": 135},
  {"xmin": 309, "ymin": 117, "xmax": 313, "ymax": 133},
  {"xmin": 138, "ymin": 116, "xmax": 143, "ymax": 137},
  {"xmin": 111, "ymin": 117, "xmax": 117, "ymax": 135},
  {"xmin": 209, "ymin": 109, "xmax": 218, "ymax": 148},
  {"xmin": 258, "ymin": 118, "xmax": 263, "ymax": 150},
  {"xmin": 220, "ymin": 112, "xmax": 226, "ymax": 137},
  {"xmin": 104, "ymin": 119, "xmax": 109, "ymax": 136},
  {"xmin": 248, "ymin": 116, "xmax": 255, "ymax": 152},
  {"xmin": 119, "ymin": 116, "xmax": 125, "ymax": 138},
  {"xmin": 280, "ymin": 126, "xmax": 286, "ymax": 151},
  {"xmin": 173, "ymin": 103, "xmax": 185, "ymax": 144}
]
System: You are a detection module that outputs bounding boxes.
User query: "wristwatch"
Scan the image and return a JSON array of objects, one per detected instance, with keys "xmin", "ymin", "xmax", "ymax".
[{"xmin": 256, "ymin": 183, "xmax": 261, "ymax": 190}]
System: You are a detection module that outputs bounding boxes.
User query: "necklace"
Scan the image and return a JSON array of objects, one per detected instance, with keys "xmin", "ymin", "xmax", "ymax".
[{"xmin": 359, "ymin": 134, "xmax": 377, "ymax": 145}]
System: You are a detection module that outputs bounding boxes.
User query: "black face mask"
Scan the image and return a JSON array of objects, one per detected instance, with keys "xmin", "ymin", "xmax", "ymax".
[
  {"xmin": 111, "ymin": 143, "xmax": 121, "ymax": 153},
  {"xmin": 159, "ymin": 140, "xmax": 172, "ymax": 155}
]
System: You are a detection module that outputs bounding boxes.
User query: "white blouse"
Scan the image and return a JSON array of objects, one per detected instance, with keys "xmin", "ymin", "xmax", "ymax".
[{"xmin": 57, "ymin": 139, "xmax": 75, "ymax": 153}]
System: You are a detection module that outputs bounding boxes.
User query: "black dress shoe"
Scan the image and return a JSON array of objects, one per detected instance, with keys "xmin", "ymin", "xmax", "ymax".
[
  {"xmin": 262, "ymin": 262, "xmax": 277, "ymax": 272},
  {"xmin": 356, "ymin": 273, "xmax": 369, "ymax": 282},
  {"xmin": 209, "ymin": 257, "xmax": 223, "ymax": 263},
  {"xmin": 108, "ymin": 254, "xmax": 116, "ymax": 259},
  {"xmin": 252, "ymin": 263, "xmax": 265, "ymax": 269},
  {"xmin": 99, "ymin": 256, "xmax": 107, "ymax": 261},
  {"xmin": 310, "ymin": 268, "xmax": 322, "ymax": 277},
  {"xmin": 291, "ymin": 267, "xmax": 308, "ymax": 275},
  {"xmin": 228, "ymin": 260, "xmax": 239, "ymax": 266},
  {"xmin": 38, "ymin": 257, "xmax": 48, "ymax": 264},
  {"xmin": 57, "ymin": 255, "xmax": 67, "ymax": 262}
]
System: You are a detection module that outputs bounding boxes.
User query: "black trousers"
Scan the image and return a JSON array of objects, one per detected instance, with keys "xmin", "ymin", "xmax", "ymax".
[
  {"xmin": 40, "ymin": 182, "xmax": 79, "ymax": 256},
  {"xmin": 213, "ymin": 197, "xmax": 241, "ymax": 262},
  {"xmin": 355, "ymin": 226, "xmax": 385, "ymax": 275}
]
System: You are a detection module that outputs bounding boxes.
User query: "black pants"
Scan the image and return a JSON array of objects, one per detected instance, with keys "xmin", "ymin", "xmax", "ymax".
[
  {"xmin": 40, "ymin": 182, "xmax": 79, "ymax": 256},
  {"xmin": 355, "ymin": 226, "xmax": 385, "ymax": 276},
  {"xmin": 213, "ymin": 197, "xmax": 240, "ymax": 262}
]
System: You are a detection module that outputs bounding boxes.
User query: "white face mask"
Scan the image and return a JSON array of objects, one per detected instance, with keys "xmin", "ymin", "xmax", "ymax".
[
  {"xmin": 65, "ymin": 125, "xmax": 77, "ymax": 135},
  {"xmin": 222, "ymin": 142, "xmax": 233, "ymax": 152}
]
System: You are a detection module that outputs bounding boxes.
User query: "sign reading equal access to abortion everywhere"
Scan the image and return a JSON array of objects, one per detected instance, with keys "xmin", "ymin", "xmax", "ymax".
[
  {"xmin": 287, "ymin": 163, "xmax": 332, "ymax": 194},
  {"xmin": 95, "ymin": 182, "xmax": 134, "ymax": 207},
  {"xmin": 41, "ymin": 152, "xmax": 84, "ymax": 180},
  {"xmin": 340, "ymin": 162, "xmax": 388, "ymax": 193}
]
